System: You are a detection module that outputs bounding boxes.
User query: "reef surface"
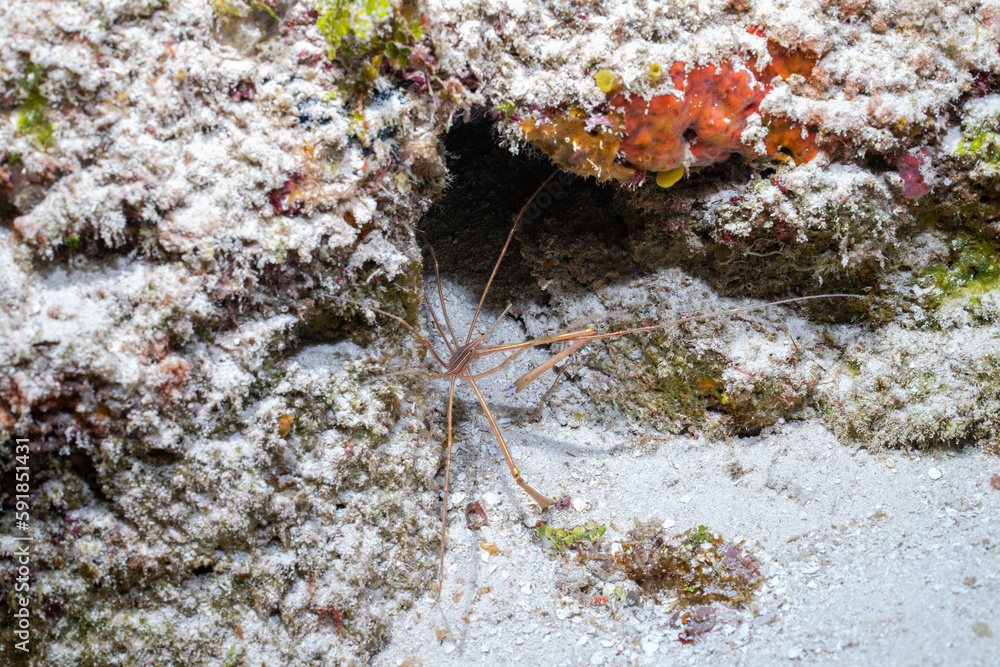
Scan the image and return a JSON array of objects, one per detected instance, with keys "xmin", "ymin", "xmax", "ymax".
[{"xmin": 1, "ymin": 0, "xmax": 999, "ymax": 664}]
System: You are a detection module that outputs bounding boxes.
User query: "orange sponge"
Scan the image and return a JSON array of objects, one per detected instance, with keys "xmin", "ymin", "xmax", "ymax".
[
  {"xmin": 614, "ymin": 42, "xmax": 820, "ymax": 174},
  {"xmin": 519, "ymin": 110, "xmax": 635, "ymax": 183},
  {"xmin": 518, "ymin": 36, "xmax": 823, "ymax": 184}
]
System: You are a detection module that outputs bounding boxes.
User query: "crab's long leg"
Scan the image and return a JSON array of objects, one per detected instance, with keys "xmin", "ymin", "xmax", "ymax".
[
  {"xmin": 468, "ymin": 304, "xmax": 513, "ymax": 349},
  {"xmin": 462, "ymin": 351, "xmax": 527, "ymax": 380},
  {"xmin": 361, "ymin": 368, "xmax": 450, "ymax": 385},
  {"xmin": 478, "ymin": 328, "xmax": 598, "ymax": 355},
  {"xmin": 467, "ymin": 170, "xmax": 560, "ymax": 344},
  {"xmin": 462, "ymin": 332, "xmax": 559, "ymax": 380},
  {"xmin": 460, "ymin": 306, "xmax": 578, "ymax": 381},
  {"xmin": 562, "ymin": 294, "xmax": 862, "ymax": 344},
  {"xmin": 467, "ymin": 378, "xmax": 555, "ymax": 511},
  {"xmin": 511, "ymin": 339, "xmax": 590, "ymax": 394},
  {"xmin": 326, "ymin": 294, "xmax": 449, "ymax": 367},
  {"xmin": 467, "ymin": 315, "xmax": 601, "ymax": 384},
  {"xmin": 419, "ymin": 232, "xmax": 460, "ymax": 348},
  {"xmin": 422, "ymin": 287, "xmax": 455, "ymax": 354},
  {"xmin": 437, "ymin": 376, "xmax": 458, "ymax": 601}
]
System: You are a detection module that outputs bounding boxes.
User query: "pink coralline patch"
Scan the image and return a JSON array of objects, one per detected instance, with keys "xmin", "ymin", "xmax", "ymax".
[
  {"xmin": 157, "ymin": 355, "xmax": 191, "ymax": 400},
  {"xmin": 896, "ymin": 147, "xmax": 932, "ymax": 199},
  {"xmin": 612, "ymin": 44, "xmax": 821, "ymax": 174},
  {"xmin": 268, "ymin": 175, "xmax": 306, "ymax": 216},
  {"xmin": 673, "ymin": 605, "xmax": 718, "ymax": 644}
]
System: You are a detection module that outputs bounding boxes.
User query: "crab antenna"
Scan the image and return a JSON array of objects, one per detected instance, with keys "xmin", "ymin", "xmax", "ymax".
[
  {"xmin": 466, "ymin": 170, "xmax": 561, "ymax": 344},
  {"xmin": 479, "ymin": 293, "xmax": 863, "ymax": 356}
]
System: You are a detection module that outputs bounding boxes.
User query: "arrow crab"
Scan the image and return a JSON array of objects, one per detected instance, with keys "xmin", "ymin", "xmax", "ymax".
[{"xmin": 329, "ymin": 171, "xmax": 857, "ymax": 597}]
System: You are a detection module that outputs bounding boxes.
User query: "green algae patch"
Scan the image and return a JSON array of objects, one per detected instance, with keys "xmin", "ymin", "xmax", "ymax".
[
  {"xmin": 920, "ymin": 233, "xmax": 1000, "ymax": 315},
  {"xmin": 537, "ymin": 520, "xmax": 606, "ymax": 554},
  {"xmin": 493, "ymin": 99, "xmax": 516, "ymax": 117},
  {"xmin": 955, "ymin": 125, "xmax": 1000, "ymax": 175},
  {"xmin": 317, "ymin": 0, "xmax": 428, "ymax": 93},
  {"xmin": 615, "ymin": 523, "xmax": 763, "ymax": 606},
  {"xmin": 16, "ymin": 63, "xmax": 54, "ymax": 146},
  {"xmin": 318, "ymin": 0, "xmax": 396, "ymax": 56}
]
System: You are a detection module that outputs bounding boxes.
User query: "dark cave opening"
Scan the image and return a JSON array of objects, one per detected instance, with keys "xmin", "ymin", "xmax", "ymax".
[{"xmin": 416, "ymin": 112, "xmax": 635, "ymax": 312}]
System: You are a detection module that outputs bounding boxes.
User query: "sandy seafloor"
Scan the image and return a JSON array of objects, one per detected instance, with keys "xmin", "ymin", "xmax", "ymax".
[
  {"xmin": 353, "ymin": 275, "xmax": 1000, "ymax": 667},
  {"xmin": 375, "ymin": 417, "xmax": 1000, "ymax": 666}
]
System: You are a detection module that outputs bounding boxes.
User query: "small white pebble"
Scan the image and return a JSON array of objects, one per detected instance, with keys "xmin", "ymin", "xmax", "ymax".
[
  {"xmin": 788, "ymin": 646, "xmax": 803, "ymax": 659},
  {"xmin": 662, "ymin": 519, "xmax": 676, "ymax": 529},
  {"xmin": 678, "ymin": 495, "xmax": 693, "ymax": 504},
  {"xmin": 572, "ymin": 497, "xmax": 588, "ymax": 511},
  {"xmin": 928, "ymin": 468, "xmax": 942, "ymax": 480}
]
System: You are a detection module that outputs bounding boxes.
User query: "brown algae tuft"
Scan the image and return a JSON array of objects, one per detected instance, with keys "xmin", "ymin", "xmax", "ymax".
[{"xmin": 615, "ymin": 523, "xmax": 763, "ymax": 606}]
